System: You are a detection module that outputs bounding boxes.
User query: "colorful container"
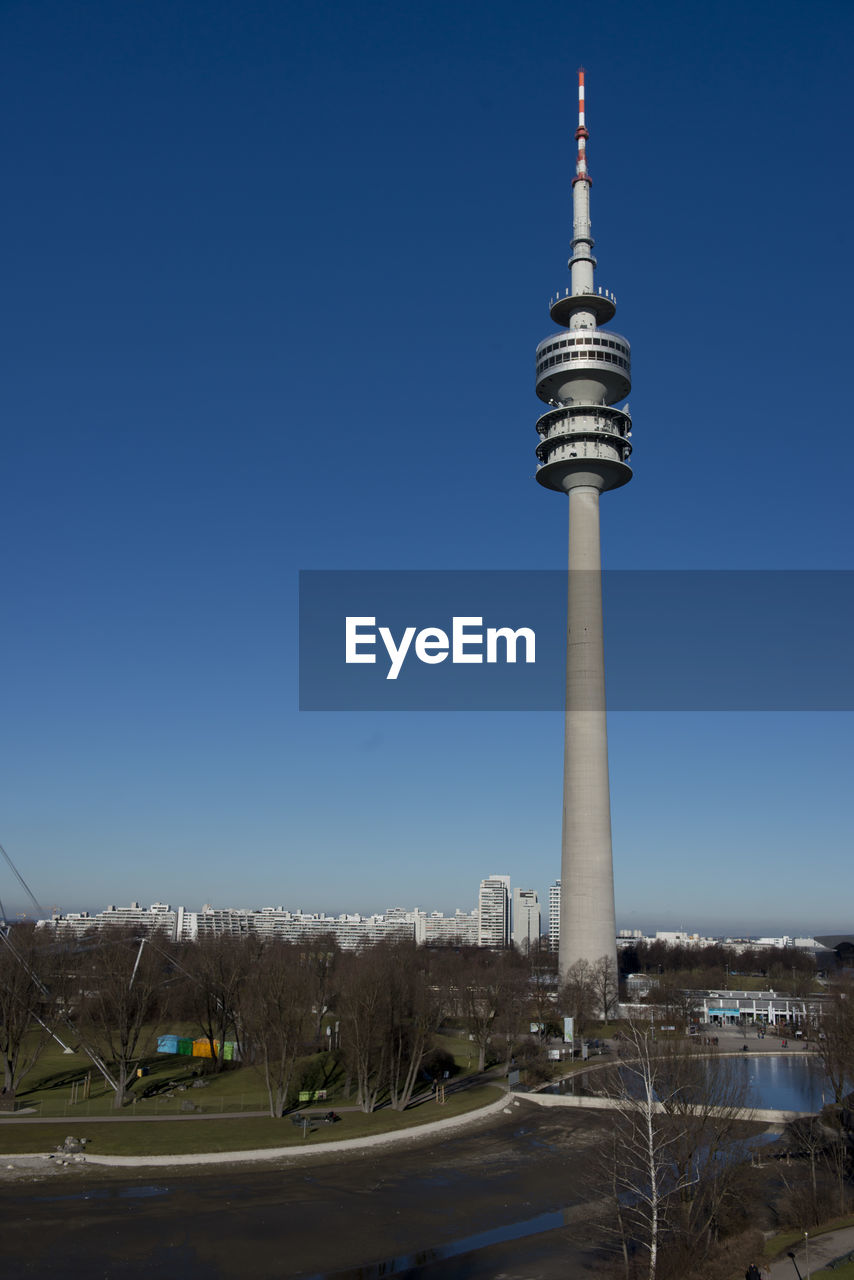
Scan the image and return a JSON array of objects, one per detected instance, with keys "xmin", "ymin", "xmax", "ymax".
[
  {"xmin": 156, "ymin": 1034, "xmax": 179, "ymax": 1054},
  {"xmin": 191, "ymin": 1038, "xmax": 222, "ymax": 1058},
  {"xmin": 176, "ymin": 1037, "xmax": 193, "ymax": 1056}
]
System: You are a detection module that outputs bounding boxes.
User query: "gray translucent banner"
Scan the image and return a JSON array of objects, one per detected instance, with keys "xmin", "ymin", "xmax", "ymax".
[{"xmin": 298, "ymin": 571, "xmax": 854, "ymax": 711}]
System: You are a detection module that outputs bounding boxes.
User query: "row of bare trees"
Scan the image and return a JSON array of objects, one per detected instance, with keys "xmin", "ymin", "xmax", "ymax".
[
  {"xmin": 0, "ymin": 927, "xmax": 547, "ymax": 1115},
  {"xmin": 620, "ymin": 938, "xmax": 819, "ymax": 995}
]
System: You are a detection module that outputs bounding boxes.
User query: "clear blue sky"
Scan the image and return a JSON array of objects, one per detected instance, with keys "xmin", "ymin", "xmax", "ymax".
[{"xmin": 1, "ymin": 0, "xmax": 851, "ymax": 934}]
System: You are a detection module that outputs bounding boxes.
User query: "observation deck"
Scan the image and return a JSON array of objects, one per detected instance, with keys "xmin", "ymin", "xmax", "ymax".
[
  {"xmin": 535, "ymin": 329, "xmax": 631, "ymax": 406},
  {"xmin": 549, "ymin": 287, "xmax": 616, "ymax": 328},
  {"xmin": 535, "ymin": 403, "xmax": 633, "ymax": 493}
]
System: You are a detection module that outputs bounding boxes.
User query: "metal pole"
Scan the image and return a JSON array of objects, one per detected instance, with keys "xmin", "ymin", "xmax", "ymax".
[{"xmin": 128, "ymin": 937, "xmax": 147, "ymax": 988}]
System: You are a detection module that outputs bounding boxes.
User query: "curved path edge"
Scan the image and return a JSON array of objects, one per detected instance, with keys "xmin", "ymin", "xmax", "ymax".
[
  {"xmin": 524, "ymin": 1091, "xmax": 806, "ymax": 1123},
  {"xmin": 0, "ymin": 1093, "xmax": 512, "ymax": 1169}
]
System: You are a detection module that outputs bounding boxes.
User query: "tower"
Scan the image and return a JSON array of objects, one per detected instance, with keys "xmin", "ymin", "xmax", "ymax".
[{"xmin": 534, "ymin": 71, "xmax": 632, "ymax": 984}]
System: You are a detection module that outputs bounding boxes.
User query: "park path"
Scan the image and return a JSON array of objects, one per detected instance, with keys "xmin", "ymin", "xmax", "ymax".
[
  {"xmin": 526, "ymin": 1090, "xmax": 809, "ymax": 1123},
  {"xmin": 0, "ymin": 1091, "xmax": 515, "ymax": 1168},
  {"xmin": 766, "ymin": 1226, "xmax": 854, "ymax": 1279}
]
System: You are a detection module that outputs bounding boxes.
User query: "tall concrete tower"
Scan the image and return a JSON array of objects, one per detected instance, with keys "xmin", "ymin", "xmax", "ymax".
[{"xmin": 534, "ymin": 70, "xmax": 632, "ymax": 984}]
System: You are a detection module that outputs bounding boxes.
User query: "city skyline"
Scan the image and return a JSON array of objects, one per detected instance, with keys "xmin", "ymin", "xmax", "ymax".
[
  {"xmin": 1, "ymin": 1, "xmax": 852, "ymax": 936},
  {"xmin": 34, "ymin": 892, "xmax": 834, "ymax": 955},
  {"xmin": 18, "ymin": 883, "xmax": 845, "ymax": 951}
]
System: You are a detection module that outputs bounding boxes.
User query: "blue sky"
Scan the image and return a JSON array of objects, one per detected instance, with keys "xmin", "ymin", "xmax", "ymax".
[{"xmin": 1, "ymin": 0, "xmax": 851, "ymax": 933}]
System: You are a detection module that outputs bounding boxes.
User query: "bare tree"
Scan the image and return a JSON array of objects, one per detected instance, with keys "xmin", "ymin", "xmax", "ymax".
[
  {"xmin": 179, "ymin": 934, "xmax": 257, "ymax": 1070},
  {"xmin": 592, "ymin": 954, "xmax": 619, "ymax": 1021},
  {"xmin": 457, "ymin": 949, "xmax": 525, "ymax": 1072},
  {"xmin": 493, "ymin": 953, "xmax": 532, "ymax": 1068},
  {"xmin": 595, "ymin": 1023, "xmax": 748, "ymax": 1280},
  {"xmin": 653, "ymin": 981, "xmax": 701, "ymax": 1033},
  {"xmin": 812, "ymin": 979, "xmax": 854, "ymax": 1105},
  {"xmin": 559, "ymin": 958, "xmax": 597, "ymax": 1035},
  {"xmin": 385, "ymin": 944, "xmax": 442, "ymax": 1111},
  {"xmin": 0, "ymin": 926, "xmax": 63, "ymax": 1110},
  {"xmin": 529, "ymin": 946, "xmax": 559, "ymax": 1037},
  {"xmin": 653, "ymin": 1037, "xmax": 750, "ymax": 1255},
  {"xmin": 339, "ymin": 946, "xmax": 390, "ymax": 1113},
  {"xmin": 778, "ymin": 1115, "xmax": 846, "ymax": 1227},
  {"xmin": 241, "ymin": 941, "xmax": 312, "ymax": 1117},
  {"xmin": 302, "ymin": 932, "xmax": 340, "ymax": 1046},
  {"xmin": 604, "ymin": 1023, "xmax": 683, "ymax": 1280},
  {"xmin": 76, "ymin": 931, "xmax": 168, "ymax": 1108}
]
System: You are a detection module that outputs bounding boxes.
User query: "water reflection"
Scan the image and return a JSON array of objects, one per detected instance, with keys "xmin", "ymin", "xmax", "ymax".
[
  {"xmin": 305, "ymin": 1210, "xmax": 566, "ymax": 1280},
  {"xmin": 552, "ymin": 1053, "xmax": 827, "ymax": 1112}
]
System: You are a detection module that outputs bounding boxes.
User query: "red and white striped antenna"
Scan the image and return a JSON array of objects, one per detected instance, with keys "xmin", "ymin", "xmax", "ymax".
[{"xmin": 574, "ymin": 66, "xmax": 590, "ymax": 184}]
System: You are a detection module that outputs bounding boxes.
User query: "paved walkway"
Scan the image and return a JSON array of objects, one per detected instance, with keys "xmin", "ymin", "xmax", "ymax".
[
  {"xmin": 526, "ymin": 1091, "xmax": 807, "ymax": 1123},
  {"xmin": 766, "ymin": 1226, "xmax": 854, "ymax": 1278},
  {"xmin": 709, "ymin": 1025, "xmax": 812, "ymax": 1055},
  {"xmin": 0, "ymin": 1091, "xmax": 516, "ymax": 1169}
]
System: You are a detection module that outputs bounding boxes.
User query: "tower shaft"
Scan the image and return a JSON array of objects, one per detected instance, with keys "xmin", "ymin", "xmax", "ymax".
[{"xmin": 560, "ymin": 486, "xmax": 617, "ymax": 978}]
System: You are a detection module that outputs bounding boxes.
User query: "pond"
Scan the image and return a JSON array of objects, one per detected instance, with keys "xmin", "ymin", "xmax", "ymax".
[
  {"xmin": 551, "ymin": 1052, "xmax": 830, "ymax": 1113},
  {"xmin": 730, "ymin": 1053, "xmax": 829, "ymax": 1111}
]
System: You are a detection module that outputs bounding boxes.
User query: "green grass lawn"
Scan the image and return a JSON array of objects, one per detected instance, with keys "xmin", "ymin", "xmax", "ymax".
[
  {"xmin": 814, "ymin": 1263, "xmax": 854, "ymax": 1279},
  {"xmin": 12, "ymin": 1032, "xmax": 355, "ymax": 1117},
  {"xmin": 13, "ymin": 1040, "xmax": 269, "ymax": 1117},
  {"xmin": 0, "ymin": 1084, "xmax": 503, "ymax": 1156},
  {"xmin": 12, "ymin": 1027, "xmax": 483, "ymax": 1120},
  {"xmin": 432, "ymin": 1030, "xmax": 479, "ymax": 1072}
]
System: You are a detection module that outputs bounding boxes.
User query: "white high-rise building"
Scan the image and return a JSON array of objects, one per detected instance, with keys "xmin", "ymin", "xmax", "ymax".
[
  {"xmin": 512, "ymin": 888, "xmax": 541, "ymax": 954},
  {"xmin": 549, "ymin": 880, "xmax": 561, "ymax": 952},
  {"xmin": 478, "ymin": 875, "xmax": 510, "ymax": 948}
]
